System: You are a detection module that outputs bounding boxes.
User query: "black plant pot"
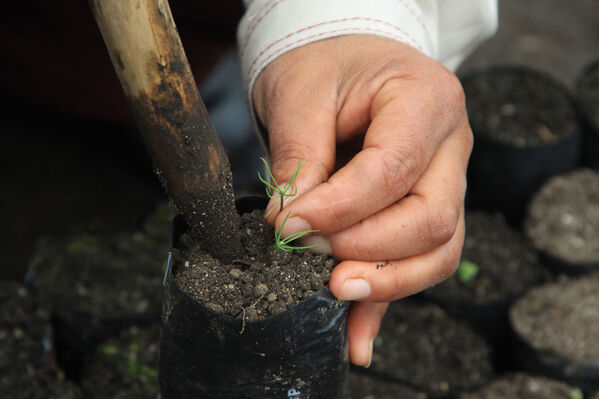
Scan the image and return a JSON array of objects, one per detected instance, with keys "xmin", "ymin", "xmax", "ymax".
[
  {"xmin": 524, "ymin": 169, "xmax": 599, "ymax": 275},
  {"xmin": 159, "ymin": 198, "xmax": 350, "ymax": 399},
  {"xmin": 576, "ymin": 59, "xmax": 599, "ymax": 170},
  {"xmin": 462, "ymin": 66, "xmax": 582, "ymax": 224},
  {"xmin": 509, "ymin": 277, "xmax": 599, "ymax": 392}
]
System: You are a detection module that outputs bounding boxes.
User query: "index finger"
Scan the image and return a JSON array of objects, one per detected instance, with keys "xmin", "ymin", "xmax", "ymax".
[{"xmin": 276, "ymin": 76, "xmax": 464, "ymax": 236}]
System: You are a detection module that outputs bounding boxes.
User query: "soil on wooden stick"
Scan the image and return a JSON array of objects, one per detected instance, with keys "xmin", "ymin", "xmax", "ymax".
[
  {"xmin": 463, "ymin": 68, "xmax": 578, "ymax": 148},
  {"xmin": 510, "ymin": 276, "xmax": 599, "ymax": 365},
  {"xmin": 525, "ymin": 168, "xmax": 599, "ymax": 265},
  {"xmin": 458, "ymin": 373, "xmax": 583, "ymax": 399},
  {"xmin": 174, "ymin": 209, "xmax": 336, "ymax": 320}
]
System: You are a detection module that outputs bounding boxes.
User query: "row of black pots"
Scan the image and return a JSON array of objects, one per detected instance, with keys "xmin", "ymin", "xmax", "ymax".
[
  {"xmin": 19, "ymin": 198, "xmax": 598, "ymax": 398},
  {"xmin": 462, "ymin": 61, "xmax": 599, "ymax": 226}
]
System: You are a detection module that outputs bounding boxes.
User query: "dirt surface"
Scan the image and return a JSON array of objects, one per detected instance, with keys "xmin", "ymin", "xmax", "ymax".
[
  {"xmin": 175, "ymin": 209, "xmax": 336, "ymax": 320},
  {"xmin": 344, "ymin": 371, "xmax": 427, "ymax": 399},
  {"xmin": 577, "ymin": 60, "xmax": 599, "ymax": 129},
  {"xmin": 510, "ymin": 276, "xmax": 599, "ymax": 364},
  {"xmin": 459, "ymin": 373, "xmax": 583, "ymax": 399},
  {"xmin": 30, "ymin": 203, "xmax": 174, "ymax": 318},
  {"xmin": 525, "ymin": 169, "xmax": 599, "ymax": 265},
  {"xmin": 0, "ymin": 282, "xmax": 82, "ymax": 399},
  {"xmin": 81, "ymin": 324, "xmax": 160, "ymax": 399},
  {"xmin": 423, "ymin": 212, "xmax": 540, "ymax": 305},
  {"xmin": 462, "ymin": 68, "xmax": 578, "ymax": 148},
  {"xmin": 370, "ymin": 299, "xmax": 494, "ymax": 396}
]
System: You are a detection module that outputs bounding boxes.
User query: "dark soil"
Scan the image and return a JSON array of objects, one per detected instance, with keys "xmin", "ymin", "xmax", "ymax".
[
  {"xmin": 370, "ymin": 299, "xmax": 494, "ymax": 396},
  {"xmin": 175, "ymin": 209, "xmax": 336, "ymax": 320},
  {"xmin": 422, "ymin": 212, "xmax": 541, "ymax": 306},
  {"xmin": 462, "ymin": 67, "xmax": 578, "ymax": 148},
  {"xmin": 30, "ymin": 202, "xmax": 175, "ymax": 318},
  {"xmin": 458, "ymin": 373, "xmax": 583, "ymax": 399},
  {"xmin": 81, "ymin": 324, "xmax": 160, "ymax": 399},
  {"xmin": 525, "ymin": 169, "xmax": 599, "ymax": 265},
  {"xmin": 0, "ymin": 282, "xmax": 82, "ymax": 398},
  {"xmin": 510, "ymin": 276, "xmax": 599, "ymax": 364},
  {"xmin": 344, "ymin": 371, "xmax": 427, "ymax": 399},
  {"xmin": 577, "ymin": 60, "xmax": 599, "ymax": 130}
]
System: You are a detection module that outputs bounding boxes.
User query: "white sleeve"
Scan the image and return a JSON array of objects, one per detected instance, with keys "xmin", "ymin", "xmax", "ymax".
[{"xmin": 237, "ymin": 0, "xmax": 497, "ymax": 100}]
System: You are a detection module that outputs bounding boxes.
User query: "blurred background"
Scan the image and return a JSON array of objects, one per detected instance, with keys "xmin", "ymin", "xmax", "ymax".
[{"xmin": 0, "ymin": 0, "xmax": 597, "ymax": 281}]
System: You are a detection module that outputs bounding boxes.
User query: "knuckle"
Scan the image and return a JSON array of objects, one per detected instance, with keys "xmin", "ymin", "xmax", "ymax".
[
  {"xmin": 426, "ymin": 203, "xmax": 459, "ymax": 247},
  {"xmin": 440, "ymin": 69, "xmax": 466, "ymax": 109},
  {"xmin": 379, "ymin": 145, "xmax": 421, "ymax": 195}
]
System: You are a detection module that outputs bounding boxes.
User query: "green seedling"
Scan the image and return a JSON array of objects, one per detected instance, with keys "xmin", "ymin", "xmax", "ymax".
[
  {"xmin": 258, "ymin": 156, "xmax": 318, "ymax": 255},
  {"xmin": 258, "ymin": 156, "xmax": 304, "ymax": 212},
  {"xmin": 456, "ymin": 259, "xmax": 479, "ymax": 283},
  {"xmin": 272, "ymin": 211, "xmax": 319, "ymax": 253}
]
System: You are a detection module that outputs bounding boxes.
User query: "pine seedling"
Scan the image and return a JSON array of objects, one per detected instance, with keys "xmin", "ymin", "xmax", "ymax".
[
  {"xmin": 273, "ymin": 211, "xmax": 319, "ymax": 252},
  {"xmin": 257, "ymin": 155, "xmax": 319, "ymax": 255},
  {"xmin": 258, "ymin": 156, "xmax": 304, "ymax": 212}
]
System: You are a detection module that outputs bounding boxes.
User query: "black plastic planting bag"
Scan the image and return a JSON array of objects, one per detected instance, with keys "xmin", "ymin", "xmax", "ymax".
[{"xmin": 159, "ymin": 201, "xmax": 350, "ymax": 398}]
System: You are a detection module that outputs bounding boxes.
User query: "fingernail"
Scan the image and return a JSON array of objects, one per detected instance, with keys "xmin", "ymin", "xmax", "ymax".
[
  {"xmin": 281, "ymin": 216, "xmax": 312, "ymax": 238},
  {"xmin": 301, "ymin": 236, "xmax": 332, "ymax": 255},
  {"xmin": 339, "ymin": 278, "xmax": 371, "ymax": 301},
  {"xmin": 364, "ymin": 339, "xmax": 374, "ymax": 368}
]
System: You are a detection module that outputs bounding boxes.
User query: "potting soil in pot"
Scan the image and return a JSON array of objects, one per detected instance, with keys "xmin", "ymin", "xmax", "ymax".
[
  {"xmin": 81, "ymin": 323, "xmax": 160, "ymax": 399},
  {"xmin": 174, "ymin": 209, "xmax": 336, "ymax": 320},
  {"xmin": 525, "ymin": 168, "xmax": 599, "ymax": 269},
  {"xmin": 344, "ymin": 371, "xmax": 427, "ymax": 399},
  {"xmin": 0, "ymin": 281, "xmax": 82, "ymax": 398},
  {"xmin": 30, "ymin": 201, "xmax": 175, "ymax": 319},
  {"xmin": 458, "ymin": 373, "xmax": 583, "ymax": 399},
  {"xmin": 463, "ymin": 67, "xmax": 578, "ymax": 148},
  {"xmin": 509, "ymin": 276, "xmax": 599, "ymax": 388},
  {"xmin": 421, "ymin": 211, "xmax": 541, "ymax": 313},
  {"xmin": 369, "ymin": 299, "xmax": 494, "ymax": 396},
  {"xmin": 29, "ymin": 202, "xmax": 174, "ymax": 379},
  {"xmin": 462, "ymin": 66, "xmax": 581, "ymax": 221}
]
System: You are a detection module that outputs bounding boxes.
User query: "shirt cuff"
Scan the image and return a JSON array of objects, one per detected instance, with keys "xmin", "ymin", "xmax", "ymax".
[{"xmin": 237, "ymin": 0, "xmax": 434, "ymax": 102}]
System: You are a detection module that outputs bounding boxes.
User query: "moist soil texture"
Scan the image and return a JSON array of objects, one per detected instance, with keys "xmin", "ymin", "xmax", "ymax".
[
  {"xmin": 458, "ymin": 373, "xmax": 583, "ymax": 399},
  {"xmin": 0, "ymin": 282, "xmax": 82, "ymax": 399},
  {"xmin": 577, "ymin": 60, "xmax": 599, "ymax": 129},
  {"xmin": 175, "ymin": 209, "xmax": 336, "ymax": 320},
  {"xmin": 422, "ymin": 212, "xmax": 541, "ymax": 306},
  {"xmin": 81, "ymin": 324, "xmax": 160, "ymax": 399},
  {"xmin": 525, "ymin": 169, "xmax": 599, "ymax": 265},
  {"xmin": 510, "ymin": 276, "xmax": 599, "ymax": 364},
  {"xmin": 30, "ymin": 202, "xmax": 175, "ymax": 318},
  {"xmin": 370, "ymin": 299, "xmax": 494, "ymax": 396},
  {"xmin": 344, "ymin": 371, "xmax": 427, "ymax": 399},
  {"xmin": 462, "ymin": 68, "xmax": 578, "ymax": 148}
]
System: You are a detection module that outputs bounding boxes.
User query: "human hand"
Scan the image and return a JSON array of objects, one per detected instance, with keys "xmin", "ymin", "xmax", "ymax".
[{"xmin": 253, "ymin": 34, "xmax": 472, "ymax": 367}]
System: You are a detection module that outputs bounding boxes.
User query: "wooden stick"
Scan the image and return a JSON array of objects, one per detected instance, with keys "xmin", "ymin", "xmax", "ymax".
[{"xmin": 89, "ymin": 0, "xmax": 243, "ymax": 263}]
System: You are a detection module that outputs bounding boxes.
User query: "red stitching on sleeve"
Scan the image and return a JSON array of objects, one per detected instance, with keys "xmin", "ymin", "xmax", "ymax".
[
  {"xmin": 245, "ymin": 26, "xmax": 413, "ymax": 95},
  {"xmin": 397, "ymin": 0, "xmax": 433, "ymax": 48},
  {"xmin": 244, "ymin": 16, "xmax": 424, "ymax": 90},
  {"xmin": 240, "ymin": 0, "xmax": 288, "ymax": 57}
]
